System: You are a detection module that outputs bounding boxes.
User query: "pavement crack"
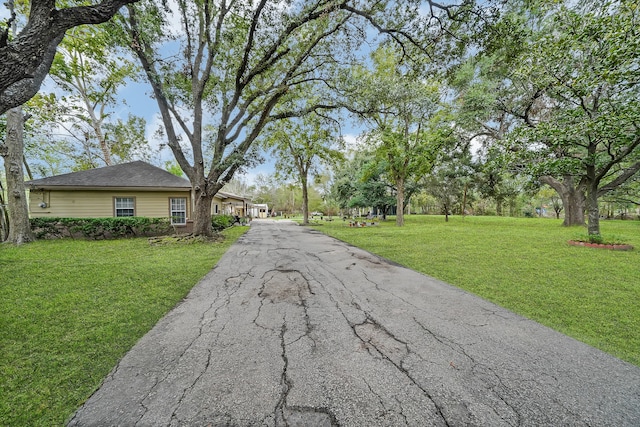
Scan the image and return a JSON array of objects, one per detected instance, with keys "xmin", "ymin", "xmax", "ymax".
[
  {"xmin": 253, "ymin": 280, "xmax": 271, "ymax": 331},
  {"xmin": 362, "ymin": 378, "xmax": 393, "ymax": 421},
  {"xmin": 350, "ymin": 315, "xmax": 451, "ymax": 427},
  {"xmin": 413, "ymin": 317, "xmax": 523, "ymax": 424},
  {"xmin": 395, "ymin": 397, "xmax": 409, "ymax": 425},
  {"xmin": 134, "ymin": 377, "xmax": 159, "ymax": 426},
  {"xmin": 413, "ymin": 317, "xmax": 475, "ymax": 362},
  {"xmin": 323, "ymin": 287, "xmax": 450, "ymax": 427},
  {"xmin": 285, "ymin": 406, "xmax": 340, "ymax": 426},
  {"xmin": 136, "ymin": 273, "xmax": 239, "ymax": 423},
  {"xmin": 274, "ymin": 321, "xmax": 292, "ymax": 426},
  {"xmin": 360, "ymin": 269, "xmax": 437, "ymax": 317},
  {"xmin": 169, "ymin": 348, "xmax": 213, "ymax": 424}
]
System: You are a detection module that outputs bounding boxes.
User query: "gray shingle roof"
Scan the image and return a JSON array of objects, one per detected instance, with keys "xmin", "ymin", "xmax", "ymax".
[{"xmin": 26, "ymin": 161, "xmax": 192, "ymax": 190}]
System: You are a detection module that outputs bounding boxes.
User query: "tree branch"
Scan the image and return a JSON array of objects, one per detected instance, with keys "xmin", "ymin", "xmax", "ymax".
[
  {"xmin": 597, "ymin": 161, "xmax": 640, "ymax": 197},
  {"xmin": 0, "ymin": 0, "xmax": 139, "ymax": 114}
]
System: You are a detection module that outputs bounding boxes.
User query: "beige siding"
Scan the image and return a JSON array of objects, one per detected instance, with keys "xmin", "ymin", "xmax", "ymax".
[
  {"xmin": 212, "ymin": 196, "xmax": 222, "ymax": 215},
  {"xmin": 29, "ymin": 190, "xmax": 191, "ymax": 219}
]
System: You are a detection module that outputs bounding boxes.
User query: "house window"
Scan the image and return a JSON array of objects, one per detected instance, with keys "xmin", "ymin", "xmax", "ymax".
[
  {"xmin": 214, "ymin": 204, "xmax": 219, "ymax": 214},
  {"xmin": 115, "ymin": 197, "xmax": 135, "ymax": 217},
  {"xmin": 170, "ymin": 198, "xmax": 187, "ymax": 225}
]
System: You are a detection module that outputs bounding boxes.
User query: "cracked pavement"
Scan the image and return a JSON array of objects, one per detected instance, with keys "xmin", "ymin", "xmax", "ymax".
[{"xmin": 68, "ymin": 219, "xmax": 640, "ymax": 426}]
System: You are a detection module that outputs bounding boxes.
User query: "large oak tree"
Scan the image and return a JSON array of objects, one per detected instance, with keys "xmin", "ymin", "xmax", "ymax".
[
  {"xmin": 120, "ymin": 0, "xmax": 453, "ymax": 236},
  {"xmin": 502, "ymin": 0, "xmax": 640, "ymax": 236}
]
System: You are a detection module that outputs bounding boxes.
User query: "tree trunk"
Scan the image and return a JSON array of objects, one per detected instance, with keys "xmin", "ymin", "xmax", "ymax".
[
  {"xmin": 508, "ymin": 198, "xmax": 516, "ymax": 217},
  {"xmin": 586, "ymin": 183, "xmax": 600, "ymax": 236},
  {"xmin": 301, "ymin": 174, "xmax": 309, "ymax": 225},
  {"xmin": 495, "ymin": 198, "xmax": 503, "ymax": 216},
  {"xmin": 561, "ymin": 189, "xmax": 585, "ymax": 226},
  {"xmin": 1, "ymin": 107, "xmax": 35, "ymax": 244},
  {"xmin": 395, "ymin": 176, "xmax": 405, "ymax": 226},
  {"xmin": 87, "ymin": 104, "xmax": 113, "ymax": 166},
  {"xmin": 540, "ymin": 175, "xmax": 585, "ymax": 226},
  {"xmin": 0, "ymin": 180, "xmax": 9, "ymax": 241},
  {"xmin": 192, "ymin": 192, "xmax": 214, "ymax": 237},
  {"xmin": 461, "ymin": 182, "xmax": 468, "ymax": 216}
]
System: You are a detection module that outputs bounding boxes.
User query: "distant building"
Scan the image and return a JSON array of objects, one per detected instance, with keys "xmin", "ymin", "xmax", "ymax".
[{"xmin": 248, "ymin": 203, "xmax": 269, "ymax": 218}]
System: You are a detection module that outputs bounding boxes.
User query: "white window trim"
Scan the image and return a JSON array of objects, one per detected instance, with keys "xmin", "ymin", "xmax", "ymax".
[
  {"xmin": 170, "ymin": 197, "xmax": 187, "ymax": 225},
  {"xmin": 114, "ymin": 197, "xmax": 135, "ymax": 217}
]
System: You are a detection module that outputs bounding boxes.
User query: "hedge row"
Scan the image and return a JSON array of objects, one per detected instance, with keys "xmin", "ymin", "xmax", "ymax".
[{"xmin": 31, "ymin": 215, "xmax": 237, "ymax": 240}]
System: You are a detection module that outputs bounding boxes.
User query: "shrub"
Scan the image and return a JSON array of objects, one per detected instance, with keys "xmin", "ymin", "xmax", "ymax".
[
  {"xmin": 30, "ymin": 217, "xmax": 172, "ymax": 240},
  {"xmin": 211, "ymin": 214, "xmax": 235, "ymax": 231}
]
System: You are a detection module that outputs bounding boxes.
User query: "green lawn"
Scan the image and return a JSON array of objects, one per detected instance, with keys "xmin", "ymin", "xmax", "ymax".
[
  {"xmin": 0, "ymin": 227, "xmax": 247, "ymax": 427},
  {"xmin": 311, "ymin": 215, "xmax": 640, "ymax": 366}
]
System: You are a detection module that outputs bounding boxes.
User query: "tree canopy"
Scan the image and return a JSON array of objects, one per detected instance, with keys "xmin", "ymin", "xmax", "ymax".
[{"xmin": 501, "ymin": 0, "xmax": 640, "ymax": 236}]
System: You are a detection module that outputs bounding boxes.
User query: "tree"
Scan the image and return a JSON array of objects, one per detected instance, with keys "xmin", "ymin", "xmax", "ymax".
[
  {"xmin": 475, "ymin": 163, "xmax": 519, "ymax": 217},
  {"xmin": 538, "ymin": 186, "xmax": 563, "ymax": 219},
  {"xmin": 0, "ymin": 0, "xmax": 140, "ymax": 114},
  {"xmin": 249, "ymin": 173, "xmax": 280, "ymax": 210},
  {"xmin": 261, "ymin": 113, "xmax": 343, "ymax": 225},
  {"xmin": 46, "ymin": 25, "xmax": 149, "ymax": 168},
  {"xmin": 1, "ymin": 0, "xmax": 35, "ymax": 244},
  {"xmin": 164, "ymin": 160, "xmax": 184, "ymax": 177},
  {"xmin": 344, "ymin": 44, "xmax": 454, "ymax": 226},
  {"xmin": 0, "ymin": 171, "xmax": 9, "ymax": 240},
  {"xmin": 1, "ymin": 107, "xmax": 35, "ymax": 244},
  {"xmin": 1, "ymin": 0, "xmax": 139, "ymax": 244},
  {"xmin": 492, "ymin": 0, "xmax": 640, "ymax": 236},
  {"xmin": 330, "ymin": 148, "xmax": 395, "ymax": 218},
  {"xmin": 424, "ymin": 148, "xmax": 474, "ymax": 221},
  {"xmin": 601, "ymin": 174, "xmax": 640, "ymax": 218},
  {"xmin": 120, "ymin": 0, "xmax": 442, "ymax": 236}
]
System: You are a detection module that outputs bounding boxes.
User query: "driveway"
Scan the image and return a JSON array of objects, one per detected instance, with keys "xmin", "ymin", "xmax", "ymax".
[{"xmin": 69, "ymin": 219, "xmax": 640, "ymax": 426}]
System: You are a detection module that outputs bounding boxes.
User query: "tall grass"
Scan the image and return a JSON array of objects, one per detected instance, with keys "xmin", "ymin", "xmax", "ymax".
[
  {"xmin": 312, "ymin": 215, "xmax": 640, "ymax": 366},
  {"xmin": 0, "ymin": 227, "xmax": 246, "ymax": 426}
]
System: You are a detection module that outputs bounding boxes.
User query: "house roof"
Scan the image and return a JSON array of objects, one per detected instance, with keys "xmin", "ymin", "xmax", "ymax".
[
  {"xmin": 26, "ymin": 161, "xmax": 192, "ymax": 191},
  {"xmin": 216, "ymin": 191, "xmax": 250, "ymax": 202}
]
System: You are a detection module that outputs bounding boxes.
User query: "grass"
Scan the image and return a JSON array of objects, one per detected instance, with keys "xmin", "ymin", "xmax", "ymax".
[
  {"xmin": 0, "ymin": 226, "xmax": 247, "ymax": 427},
  {"xmin": 310, "ymin": 215, "xmax": 640, "ymax": 366}
]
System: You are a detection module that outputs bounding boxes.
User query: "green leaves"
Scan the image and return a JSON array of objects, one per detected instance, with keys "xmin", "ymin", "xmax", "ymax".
[
  {"xmin": 40, "ymin": 20, "xmax": 148, "ymax": 169},
  {"xmin": 260, "ymin": 112, "xmax": 343, "ymax": 183}
]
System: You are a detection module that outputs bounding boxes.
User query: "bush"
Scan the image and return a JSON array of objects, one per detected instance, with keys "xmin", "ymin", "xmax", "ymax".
[
  {"xmin": 211, "ymin": 214, "xmax": 235, "ymax": 231},
  {"xmin": 30, "ymin": 217, "xmax": 172, "ymax": 240}
]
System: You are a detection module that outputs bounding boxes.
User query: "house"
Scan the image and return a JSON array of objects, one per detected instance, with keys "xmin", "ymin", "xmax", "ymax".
[
  {"xmin": 25, "ymin": 161, "xmax": 252, "ymax": 231},
  {"xmin": 212, "ymin": 191, "xmax": 251, "ymax": 217}
]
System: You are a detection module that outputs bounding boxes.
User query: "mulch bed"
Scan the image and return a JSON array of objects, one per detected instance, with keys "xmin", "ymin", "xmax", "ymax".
[{"xmin": 567, "ymin": 240, "xmax": 634, "ymax": 251}]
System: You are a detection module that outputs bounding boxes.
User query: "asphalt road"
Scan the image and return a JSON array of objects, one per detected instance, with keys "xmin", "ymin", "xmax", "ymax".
[{"xmin": 68, "ymin": 219, "xmax": 640, "ymax": 426}]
